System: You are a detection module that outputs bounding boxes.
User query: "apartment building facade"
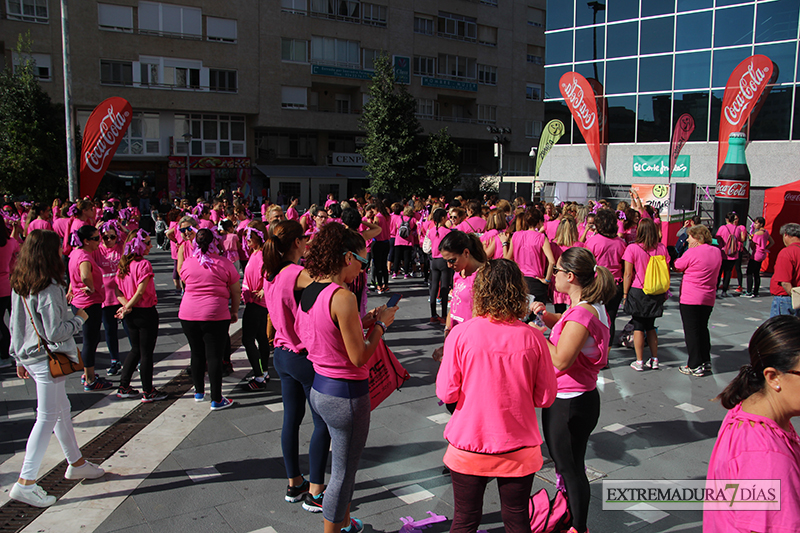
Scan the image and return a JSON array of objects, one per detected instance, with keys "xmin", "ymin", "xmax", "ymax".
[{"xmin": 1, "ymin": 0, "xmax": 546, "ymax": 205}]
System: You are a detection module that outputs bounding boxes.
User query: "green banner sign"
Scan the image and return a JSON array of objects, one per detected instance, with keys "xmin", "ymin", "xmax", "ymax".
[
  {"xmin": 311, "ymin": 64, "xmax": 373, "ymax": 81},
  {"xmin": 393, "ymin": 55, "xmax": 410, "ymax": 85},
  {"xmin": 632, "ymin": 155, "xmax": 690, "ymax": 177},
  {"xmin": 421, "ymin": 77, "xmax": 478, "ymax": 92}
]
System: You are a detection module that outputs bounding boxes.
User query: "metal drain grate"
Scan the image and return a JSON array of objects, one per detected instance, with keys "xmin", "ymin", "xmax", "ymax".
[{"xmin": 0, "ymin": 330, "xmax": 243, "ymax": 533}]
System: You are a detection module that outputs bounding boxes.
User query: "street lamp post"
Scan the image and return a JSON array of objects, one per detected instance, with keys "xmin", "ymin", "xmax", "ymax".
[{"xmin": 487, "ymin": 126, "xmax": 511, "ymax": 184}]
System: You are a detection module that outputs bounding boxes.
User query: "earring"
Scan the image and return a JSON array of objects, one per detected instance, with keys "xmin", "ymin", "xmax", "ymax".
[{"xmin": 776, "ymin": 386, "xmax": 781, "ymax": 392}]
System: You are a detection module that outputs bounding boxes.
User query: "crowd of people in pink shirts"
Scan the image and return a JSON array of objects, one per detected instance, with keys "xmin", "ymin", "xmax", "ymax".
[{"xmin": 1, "ymin": 188, "xmax": 798, "ymax": 533}]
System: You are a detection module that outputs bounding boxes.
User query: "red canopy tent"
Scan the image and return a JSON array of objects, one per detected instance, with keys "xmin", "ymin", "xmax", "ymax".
[{"xmin": 762, "ymin": 180, "xmax": 800, "ymax": 272}]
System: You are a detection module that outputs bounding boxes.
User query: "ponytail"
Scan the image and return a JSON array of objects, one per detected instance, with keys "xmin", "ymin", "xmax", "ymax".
[
  {"xmin": 559, "ymin": 247, "xmax": 616, "ymax": 305},
  {"xmin": 439, "ymin": 230, "xmax": 487, "ymax": 263},
  {"xmin": 262, "ymin": 220, "xmax": 304, "ymax": 279},
  {"xmin": 717, "ymin": 365, "xmax": 765, "ymax": 410}
]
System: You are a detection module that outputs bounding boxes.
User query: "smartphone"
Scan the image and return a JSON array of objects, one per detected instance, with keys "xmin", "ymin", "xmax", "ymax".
[{"xmin": 386, "ymin": 293, "xmax": 402, "ymax": 308}]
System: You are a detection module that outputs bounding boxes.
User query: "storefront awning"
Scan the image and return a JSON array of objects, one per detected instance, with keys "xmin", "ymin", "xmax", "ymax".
[{"xmin": 255, "ymin": 165, "xmax": 368, "ymax": 179}]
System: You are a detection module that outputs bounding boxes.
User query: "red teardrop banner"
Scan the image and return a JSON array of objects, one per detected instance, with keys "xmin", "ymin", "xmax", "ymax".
[
  {"xmin": 559, "ymin": 72, "xmax": 603, "ymax": 179},
  {"xmin": 79, "ymin": 97, "xmax": 133, "ymax": 199},
  {"xmin": 716, "ymin": 55, "xmax": 774, "ymax": 174}
]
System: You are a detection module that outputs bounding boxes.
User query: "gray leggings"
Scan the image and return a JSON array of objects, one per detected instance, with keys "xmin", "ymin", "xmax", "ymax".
[{"xmin": 309, "ymin": 388, "xmax": 371, "ymax": 523}]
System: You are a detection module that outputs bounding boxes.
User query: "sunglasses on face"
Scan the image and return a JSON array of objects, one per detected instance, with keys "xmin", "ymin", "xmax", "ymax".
[
  {"xmin": 86, "ymin": 236, "xmax": 101, "ymax": 242},
  {"xmin": 553, "ymin": 267, "xmax": 572, "ymax": 275},
  {"xmin": 445, "ymin": 257, "xmax": 459, "ymax": 265},
  {"xmin": 345, "ymin": 251, "xmax": 369, "ymax": 271},
  {"xmin": 103, "ymin": 234, "xmax": 117, "ymax": 241},
  {"xmin": 179, "ymin": 226, "xmax": 195, "ymax": 234}
]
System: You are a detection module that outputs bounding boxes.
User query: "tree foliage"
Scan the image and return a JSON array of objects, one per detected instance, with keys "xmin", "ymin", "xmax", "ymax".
[
  {"xmin": 360, "ymin": 54, "xmax": 461, "ymax": 198},
  {"xmin": 0, "ymin": 34, "xmax": 68, "ymax": 200}
]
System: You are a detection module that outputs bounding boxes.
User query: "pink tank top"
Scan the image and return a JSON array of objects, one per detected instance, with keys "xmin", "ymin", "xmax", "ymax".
[
  {"xmin": 480, "ymin": 229, "xmax": 504, "ymax": 259},
  {"xmin": 264, "ymin": 263, "xmax": 305, "ymax": 353},
  {"xmin": 549, "ymin": 305, "xmax": 609, "ymax": 394},
  {"xmin": 296, "ymin": 282, "xmax": 367, "ymax": 380},
  {"xmin": 450, "ymin": 269, "xmax": 478, "ymax": 324},
  {"xmin": 512, "ymin": 230, "xmax": 547, "ymax": 278}
]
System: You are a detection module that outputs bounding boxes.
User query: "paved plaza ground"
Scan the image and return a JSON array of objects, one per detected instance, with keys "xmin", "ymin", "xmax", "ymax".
[{"xmin": 0, "ymin": 246, "xmax": 792, "ymax": 533}]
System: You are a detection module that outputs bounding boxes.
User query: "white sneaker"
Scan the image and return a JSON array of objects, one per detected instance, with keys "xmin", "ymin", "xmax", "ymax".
[
  {"xmin": 9, "ymin": 483, "xmax": 57, "ymax": 507},
  {"xmin": 65, "ymin": 460, "xmax": 105, "ymax": 480}
]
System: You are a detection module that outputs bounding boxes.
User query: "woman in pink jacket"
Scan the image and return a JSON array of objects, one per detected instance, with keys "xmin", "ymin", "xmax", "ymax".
[{"xmin": 437, "ymin": 259, "xmax": 556, "ymax": 533}]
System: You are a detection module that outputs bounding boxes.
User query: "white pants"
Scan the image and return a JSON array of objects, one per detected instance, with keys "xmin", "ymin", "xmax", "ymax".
[{"xmin": 19, "ymin": 359, "xmax": 82, "ymax": 481}]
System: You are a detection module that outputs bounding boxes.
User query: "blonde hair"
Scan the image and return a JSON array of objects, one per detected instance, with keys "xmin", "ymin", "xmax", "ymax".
[{"xmin": 687, "ymin": 224, "xmax": 713, "ymax": 245}]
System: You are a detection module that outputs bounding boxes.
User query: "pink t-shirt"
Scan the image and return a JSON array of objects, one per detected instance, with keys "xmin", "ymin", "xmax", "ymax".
[
  {"xmin": 27, "ymin": 219, "xmax": 53, "ymax": 232},
  {"xmin": 750, "ymin": 231, "xmax": 770, "ymax": 262},
  {"xmin": 221, "ymin": 233, "xmax": 239, "ymax": 264},
  {"xmin": 622, "ymin": 242, "xmax": 669, "ymax": 289},
  {"xmin": 178, "ymin": 253, "xmax": 239, "ymax": 321},
  {"xmin": 512, "ymin": 230, "xmax": 548, "ymax": 278},
  {"xmin": 716, "ymin": 223, "xmax": 745, "ymax": 260},
  {"xmin": 436, "ymin": 317, "xmax": 556, "ymax": 454},
  {"xmin": 69, "ymin": 248, "xmax": 105, "ymax": 308},
  {"xmin": 704, "ymin": 403, "xmax": 800, "ymax": 533},
  {"xmin": 393, "ymin": 215, "xmax": 416, "ymax": 247},
  {"xmin": 117, "ymin": 259, "xmax": 157, "ymax": 308},
  {"xmin": 674, "ymin": 244, "xmax": 723, "ymax": 306},
  {"xmin": 457, "ymin": 217, "xmax": 487, "ymax": 235},
  {"xmin": 296, "ymin": 283, "xmax": 367, "ymax": 380},
  {"xmin": 480, "ymin": 229, "xmax": 504, "ymax": 260},
  {"xmin": 450, "ymin": 269, "xmax": 478, "ymax": 324},
  {"xmin": 0, "ymin": 239, "xmax": 20, "ymax": 297},
  {"xmin": 242, "ymin": 250, "xmax": 266, "ymax": 307},
  {"xmin": 198, "ymin": 218, "xmax": 215, "ymax": 230},
  {"xmin": 586, "ymin": 234, "xmax": 627, "ymax": 282},
  {"xmin": 375, "ymin": 212, "xmax": 391, "ymax": 241},
  {"xmin": 428, "ymin": 226, "xmax": 451, "ymax": 259},
  {"xmin": 52, "ymin": 217, "xmax": 71, "ymax": 240},
  {"xmin": 169, "ymin": 221, "xmax": 181, "ymax": 260},
  {"xmin": 286, "ymin": 206, "xmax": 299, "ymax": 221},
  {"xmin": 264, "ymin": 263, "xmax": 305, "ymax": 353},
  {"xmin": 324, "ymin": 198, "xmax": 337, "ymax": 208},
  {"xmin": 96, "ymin": 244, "xmax": 124, "ymax": 307},
  {"xmin": 549, "ymin": 242, "xmax": 585, "ymax": 305},
  {"xmin": 63, "ymin": 217, "xmax": 92, "ymax": 255},
  {"xmin": 548, "ymin": 305, "xmax": 609, "ymax": 394},
  {"xmin": 543, "ymin": 219, "xmax": 560, "ymax": 241},
  {"xmin": 389, "ymin": 213, "xmax": 401, "ymax": 239}
]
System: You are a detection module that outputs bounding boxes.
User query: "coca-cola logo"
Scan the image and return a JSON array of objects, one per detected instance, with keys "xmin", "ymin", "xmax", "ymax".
[
  {"xmin": 723, "ymin": 62, "xmax": 770, "ymax": 127},
  {"xmin": 716, "ymin": 180, "xmax": 750, "ymax": 199},
  {"xmin": 84, "ymin": 105, "xmax": 130, "ymax": 173},
  {"xmin": 561, "ymin": 77, "xmax": 596, "ymax": 130},
  {"xmin": 785, "ymin": 192, "xmax": 800, "ymax": 203}
]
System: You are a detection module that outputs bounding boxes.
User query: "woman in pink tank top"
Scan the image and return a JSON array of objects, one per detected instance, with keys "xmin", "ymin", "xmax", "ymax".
[
  {"xmin": 263, "ymin": 220, "xmax": 330, "ymax": 512},
  {"xmin": 480, "ymin": 210, "xmax": 507, "ymax": 260},
  {"xmin": 439, "ymin": 230, "xmax": 487, "ymax": 336},
  {"xmin": 501, "ymin": 207, "xmax": 555, "ymax": 305},
  {"xmin": 531, "ymin": 247, "xmax": 616, "ymax": 533},
  {"xmin": 550, "ymin": 217, "xmax": 585, "ymax": 314},
  {"xmin": 296, "ymin": 223, "xmax": 397, "ymax": 532}
]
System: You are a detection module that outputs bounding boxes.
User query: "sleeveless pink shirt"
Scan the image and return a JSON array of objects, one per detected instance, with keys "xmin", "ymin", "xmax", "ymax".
[{"xmin": 263, "ymin": 263, "xmax": 305, "ymax": 353}]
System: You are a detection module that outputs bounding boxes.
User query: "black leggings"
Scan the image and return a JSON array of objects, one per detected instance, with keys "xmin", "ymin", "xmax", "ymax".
[
  {"xmin": 392, "ymin": 245, "xmax": 412, "ymax": 275},
  {"xmin": 73, "ymin": 303, "xmax": 102, "ymax": 368},
  {"xmin": 102, "ymin": 304, "xmax": 128, "ymax": 363},
  {"xmin": 181, "ymin": 319, "xmax": 230, "ymax": 403},
  {"xmin": 449, "ymin": 470, "xmax": 534, "ymax": 533},
  {"xmin": 242, "ymin": 303, "xmax": 270, "ymax": 376},
  {"xmin": 605, "ymin": 281, "xmax": 624, "ymax": 344},
  {"xmin": 746, "ymin": 259, "xmax": 763, "ymax": 295},
  {"xmin": 0, "ymin": 295, "xmax": 10, "ymax": 360},
  {"xmin": 429, "ymin": 257, "xmax": 453, "ymax": 318},
  {"xmin": 120, "ymin": 307, "xmax": 159, "ymax": 392},
  {"xmin": 719, "ymin": 257, "xmax": 743, "ymax": 291},
  {"xmin": 372, "ymin": 240, "xmax": 390, "ymax": 287},
  {"xmin": 542, "ymin": 388, "xmax": 601, "ymax": 533}
]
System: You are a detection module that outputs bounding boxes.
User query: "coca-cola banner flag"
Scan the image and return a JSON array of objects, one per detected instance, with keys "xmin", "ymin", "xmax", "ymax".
[
  {"xmin": 669, "ymin": 114, "xmax": 695, "ymax": 181},
  {"xmin": 717, "ymin": 55, "xmax": 774, "ymax": 173},
  {"xmin": 80, "ymin": 97, "xmax": 133, "ymax": 198},
  {"xmin": 535, "ymin": 119, "xmax": 565, "ymax": 177},
  {"xmin": 559, "ymin": 72, "xmax": 603, "ymax": 179}
]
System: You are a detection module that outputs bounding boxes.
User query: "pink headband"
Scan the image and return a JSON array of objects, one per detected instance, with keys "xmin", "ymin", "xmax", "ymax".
[
  {"xmin": 100, "ymin": 220, "xmax": 122, "ymax": 235},
  {"xmin": 68, "ymin": 205, "xmax": 79, "ymax": 217},
  {"xmin": 124, "ymin": 229, "xmax": 150, "ymax": 256}
]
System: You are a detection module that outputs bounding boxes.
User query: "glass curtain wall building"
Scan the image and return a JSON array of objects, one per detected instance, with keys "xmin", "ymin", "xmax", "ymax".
[{"xmin": 543, "ymin": 0, "xmax": 800, "ymax": 189}]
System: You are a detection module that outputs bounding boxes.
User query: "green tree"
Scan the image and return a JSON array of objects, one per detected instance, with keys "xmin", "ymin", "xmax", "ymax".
[
  {"xmin": 0, "ymin": 34, "xmax": 68, "ymax": 199},
  {"xmin": 424, "ymin": 128, "xmax": 461, "ymax": 193},
  {"xmin": 359, "ymin": 54, "xmax": 424, "ymax": 197}
]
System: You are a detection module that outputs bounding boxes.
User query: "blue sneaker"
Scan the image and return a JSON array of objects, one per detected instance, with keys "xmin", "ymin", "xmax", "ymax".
[
  {"xmin": 210, "ymin": 397, "xmax": 234, "ymax": 411},
  {"xmin": 341, "ymin": 518, "xmax": 363, "ymax": 532},
  {"xmin": 194, "ymin": 393, "xmax": 206, "ymax": 402}
]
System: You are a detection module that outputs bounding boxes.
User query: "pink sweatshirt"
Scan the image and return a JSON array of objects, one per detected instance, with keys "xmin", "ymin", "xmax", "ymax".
[
  {"xmin": 436, "ymin": 317, "xmax": 556, "ymax": 454},
  {"xmin": 750, "ymin": 231, "xmax": 770, "ymax": 262},
  {"xmin": 264, "ymin": 263, "xmax": 305, "ymax": 353},
  {"xmin": 296, "ymin": 283, "xmax": 367, "ymax": 380},
  {"xmin": 511, "ymin": 230, "xmax": 548, "ymax": 278},
  {"xmin": 117, "ymin": 259, "xmax": 157, "ymax": 308},
  {"xmin": 548, "ymin": 305, "xmax": 609, "ymax": 393},
  {"xmin": 674, "ymin": 244, "xmax": 723, "ymax": 306},
  {"xmin": 704, "ymin": 403, "xmax": 800, "ymax": 533}
]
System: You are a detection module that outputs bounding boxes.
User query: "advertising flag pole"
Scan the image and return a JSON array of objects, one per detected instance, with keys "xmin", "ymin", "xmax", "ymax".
[{"xmin": 60, "ymin": 0, "xmax": 78, "ymax": 200}]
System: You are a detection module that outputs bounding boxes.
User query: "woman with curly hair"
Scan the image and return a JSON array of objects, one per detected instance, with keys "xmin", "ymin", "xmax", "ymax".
[
  {"xmin": 437, "ymin": 259, "xmax": 557, "ymax": 533},
  {"xmin": 531, "ymin": 247, "xmax": 616, "ymax": 533},
  {"xmin": 295, "ymin": 223, "xmax": 398, "ymax": 533}
]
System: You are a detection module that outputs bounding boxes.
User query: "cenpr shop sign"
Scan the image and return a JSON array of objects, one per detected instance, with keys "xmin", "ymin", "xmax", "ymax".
[{"xmin": 633, "ymin": 155, "xmax": 690, "ymax": 178}]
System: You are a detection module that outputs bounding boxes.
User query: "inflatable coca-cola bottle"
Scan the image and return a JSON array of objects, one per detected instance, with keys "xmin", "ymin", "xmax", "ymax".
[{"xmin": 714, "ymin": 132, "xmax": 750, "ymax": 230}]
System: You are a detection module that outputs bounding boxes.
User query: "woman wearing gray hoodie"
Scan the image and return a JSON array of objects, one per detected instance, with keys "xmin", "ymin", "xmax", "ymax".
[{"xmin": 8, "ymin": 229, "xmax": 105, "ymax": 508}]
